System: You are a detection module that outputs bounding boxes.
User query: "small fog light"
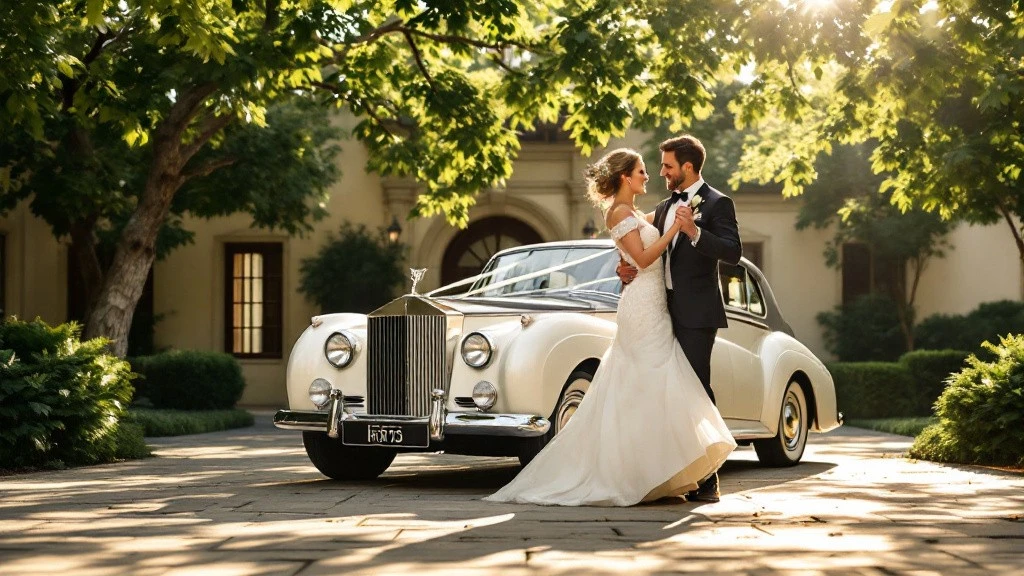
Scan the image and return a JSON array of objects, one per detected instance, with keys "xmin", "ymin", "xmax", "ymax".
[
  {"xmin": 308, "ymin": 378, "xmax": 333, "ymax": 409},
  {"xmin": 472, "ymin": 381, "xmax": 498, "ymax": 411}
]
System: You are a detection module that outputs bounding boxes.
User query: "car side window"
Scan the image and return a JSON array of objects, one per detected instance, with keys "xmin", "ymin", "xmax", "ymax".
[
  {"xmin": 719, "ymin": 263, "xmax": 748, "ymax": 311},
  {"xmin": 747, "ymin": 273, "xmax": 766, "ymax": 317}
]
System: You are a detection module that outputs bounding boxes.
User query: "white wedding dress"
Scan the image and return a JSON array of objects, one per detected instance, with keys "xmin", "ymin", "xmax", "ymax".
[{"xmin": 485, "ymin": 213, "xmax": 737, "ymax": 506}]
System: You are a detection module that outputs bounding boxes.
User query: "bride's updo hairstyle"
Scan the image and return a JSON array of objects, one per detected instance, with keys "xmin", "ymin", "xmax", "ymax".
[{"xmin": 584, "ymin": 148, "xmax": 642, "ymax": 205}]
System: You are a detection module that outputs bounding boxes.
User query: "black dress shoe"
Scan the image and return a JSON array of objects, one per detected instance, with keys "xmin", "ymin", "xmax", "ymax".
[{"xmin": 687, "ymin": 472, "xmax": 720, "ymax": 503}]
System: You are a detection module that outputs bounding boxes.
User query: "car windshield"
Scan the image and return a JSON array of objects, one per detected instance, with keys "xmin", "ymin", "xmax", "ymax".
[{"xmin": 466, "ymin": 247, "xmax": 621, "ymax": 297}]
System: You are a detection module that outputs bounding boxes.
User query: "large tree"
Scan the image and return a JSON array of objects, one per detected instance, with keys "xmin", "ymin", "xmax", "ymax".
[
  {"xmin": 0, "ymin": 0, "xmax": 747, "ymax": 356},
  {"xmin": 796, "ymin": 144, "xmax": 952, "ymax": 351},
  {"xmin": 733, "ymin": 0, "xmax": 1023, "ymax": 264}
]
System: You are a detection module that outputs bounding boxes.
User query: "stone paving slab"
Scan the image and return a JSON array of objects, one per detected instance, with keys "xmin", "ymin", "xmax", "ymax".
[{"xmin": 1, "ymin": 413, "xmax": 1022, "ymax": 575}]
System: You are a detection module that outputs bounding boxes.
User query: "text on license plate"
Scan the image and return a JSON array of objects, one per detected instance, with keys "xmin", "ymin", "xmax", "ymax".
[{"xmin": 342, "ymin": 421, "xmax": 430, "ymax": 447}]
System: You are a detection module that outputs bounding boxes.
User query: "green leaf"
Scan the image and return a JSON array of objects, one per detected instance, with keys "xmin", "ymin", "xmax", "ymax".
[{"xmin": 86, "ymin": 0, "xmax": 104, "ymax": 27}]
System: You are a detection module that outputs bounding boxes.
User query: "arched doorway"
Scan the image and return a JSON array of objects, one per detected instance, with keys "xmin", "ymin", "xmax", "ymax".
[{"xmin": 441, "ymin": 216, "xmax": 543, "ymax": 286}]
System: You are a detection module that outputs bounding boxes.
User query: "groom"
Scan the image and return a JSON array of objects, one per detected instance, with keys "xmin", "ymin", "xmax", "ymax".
[{"xmin": 617, "ymin": 135, "xmax": 742, "ymax": 502}]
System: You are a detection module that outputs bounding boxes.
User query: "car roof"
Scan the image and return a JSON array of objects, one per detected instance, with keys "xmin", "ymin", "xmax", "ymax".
[
  {"xmin": 492, "ymin": 239, "xmax": 760, "ymax": 271},
  {"xmin": 489, "ymin": 239, "xmax": 791, "ymax": 335}
]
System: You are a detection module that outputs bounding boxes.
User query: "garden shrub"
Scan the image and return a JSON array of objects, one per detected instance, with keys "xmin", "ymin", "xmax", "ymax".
[
  {"xmin": 898, "ymin": 349, "xmax": 970, "ymax": 415},
  {"xmin": 909, "ymin": 335, "xmax": 1024, "ymax": 467},
  {"xmin": 817, "ymin": 293, "xmax": 906, "ymax": 361},
  {"xmin": 299, "ymin": 222, "xmax": 407, "ymax": 313},
  {"xmin": 0, "ymin": 318, "xmax": 147, "ymax": 469},
  {"xmin": 827, "ymin": 361, "xmax": 916, "ymax": 418},
  {"xmin": 915, "ymin": 300, "xmax": 1024, "ymax": 354},
  {"xmin": 130, "ymin": 350, "xmax": 245, "ymax": 410}
]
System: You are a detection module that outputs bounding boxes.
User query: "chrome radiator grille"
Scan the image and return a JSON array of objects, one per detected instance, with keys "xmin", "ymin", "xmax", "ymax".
[{"xmin": 367, "ymin": 315, "xmax": 447, "ymax": 416}]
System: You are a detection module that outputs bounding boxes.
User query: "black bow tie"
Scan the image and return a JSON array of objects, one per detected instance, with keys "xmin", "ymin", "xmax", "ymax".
[{"xmin": 671, "ymin": 191, "xmax": 686, "ymax": 204}]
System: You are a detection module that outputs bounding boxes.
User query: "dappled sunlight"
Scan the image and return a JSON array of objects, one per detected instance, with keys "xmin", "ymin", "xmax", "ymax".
[{"xmin": 1, "ymin": 417, "xmax": 1022, "ymax": 574}]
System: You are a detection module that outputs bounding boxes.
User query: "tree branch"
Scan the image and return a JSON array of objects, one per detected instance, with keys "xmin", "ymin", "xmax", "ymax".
[
  {"xmin": 404, "ymin": 28, "xmax": 533, "ymax": 51},
  {"xmin": 403, "ymin": 30, "xmax": 436, "ymax": 93},
  {"xmin": 264, "ymin": 0, "xmax": 279, "ymax": 31},
  {"xmin": 181, "ymin": 156, "xmax": 237, "ymax": 181},
  {"xmin": 330, "ymin": 18, "xmax": 537, "ymax": 64},
  {"xmin": 158, "ymin": 82, "xmax": 220, "ymax": 151},
  {"xmin": 995, "ymin": 198, "xmax": 1024, "ymax": 261},
  {"xmin": 181, "ymin": 113, "xmax": 235, "ymax": 163}
]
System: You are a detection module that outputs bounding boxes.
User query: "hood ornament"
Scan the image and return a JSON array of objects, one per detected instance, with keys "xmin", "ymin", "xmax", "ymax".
[{"xmin": 410, "ymin": 268, "xmax": 427, "ymax": 295}]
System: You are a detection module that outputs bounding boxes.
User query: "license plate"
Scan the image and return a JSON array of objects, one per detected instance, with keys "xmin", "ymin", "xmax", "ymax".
[{"xmin": 342, "ymin": 421, "xmax": 430, "ymax": 448}]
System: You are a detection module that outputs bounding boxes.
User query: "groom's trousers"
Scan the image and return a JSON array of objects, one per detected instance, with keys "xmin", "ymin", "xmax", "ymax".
[{"xmin": 671, "ymin": 320, "xmax": 718, "ymax": 406}]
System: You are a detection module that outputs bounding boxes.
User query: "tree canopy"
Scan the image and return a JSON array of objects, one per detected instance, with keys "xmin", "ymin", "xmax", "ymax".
[
  {"xmin": 733, "ymin": 0, "xmax": 1023, "ymax": 259},
  {"xmin": 1, "ymin": 0, "xmax": 1019, "ymax": 355}
]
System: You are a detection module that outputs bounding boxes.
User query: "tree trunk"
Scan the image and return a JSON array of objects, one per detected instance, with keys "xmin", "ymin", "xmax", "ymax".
[
  {"xmin": 68, "ymin": 219, "xmax": 104, "ymax": 322},
  {"xmin": 81, "ymin": 83, "xmax": 220, "ymax": 356},
  {"xmin": 84, "ymin": 170, "xmax": 180, "ymax": 357}
]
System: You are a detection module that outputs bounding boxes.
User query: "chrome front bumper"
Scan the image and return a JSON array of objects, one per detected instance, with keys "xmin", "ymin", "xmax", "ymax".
[{"xmin": 274, "ymin": 389, "xmax": 550, "ymax": 440}]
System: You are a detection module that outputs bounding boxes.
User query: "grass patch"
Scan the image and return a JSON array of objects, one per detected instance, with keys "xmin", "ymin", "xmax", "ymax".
[
  {"xmin": 127, "ymin": 408, "xmax": 254, "ymax": 437},
  {"xmin": 847, "ymin": 417, "xmax": 937, "ymax": 437}
]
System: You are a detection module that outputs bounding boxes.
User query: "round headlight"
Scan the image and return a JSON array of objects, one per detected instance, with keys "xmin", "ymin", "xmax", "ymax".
[
  {"xmin": 461, "ymin": 332, "xmax": 493, "ymax": 368},
  {"xmin": 325, "ymin": 331, "xmax": 357, "ymax": 368},
  {"xmin": 472, "ymin": 381, "xmax": 498, "ymax": 410},
  {"xmin": 308, "ymin": 378, "xmax": 333, "ymax": 409}
]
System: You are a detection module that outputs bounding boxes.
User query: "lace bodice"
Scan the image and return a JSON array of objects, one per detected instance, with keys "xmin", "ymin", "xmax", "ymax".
[{"xmin": 609, "ymin": 214, "xmax": 662, "ymax": 271}]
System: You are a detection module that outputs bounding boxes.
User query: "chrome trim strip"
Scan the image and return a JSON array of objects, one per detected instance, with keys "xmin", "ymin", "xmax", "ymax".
[{"xmin": 274, "ymin": 410, "xmax": 551, "ymax": 438}]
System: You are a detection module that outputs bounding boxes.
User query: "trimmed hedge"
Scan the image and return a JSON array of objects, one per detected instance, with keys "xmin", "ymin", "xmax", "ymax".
[
  {"xmin": 0, "ymin": 318, "xmax": 149, "ymax": 469},
  {"xmin": 829, "ymin": 362, "xmax": 916, "ymax": 419},
  {"xmin": 829, "ymin": 349, "xmax": 971, "ymax": 419},
  {"xmin": 127, "ymin": 408, "xmax": 254, "ymax": 437},
  {"xmin": 131, "ymin": 350, "xmax": 245, "ymax": 410},
  {"xmin": 899, "ymin": 349, "xmax": 970, "ymax": 414},
  {"xmin": 916, "ymin": 300, "xmax": 1024, "ymax": 354},
  {"xmin": 910, "ymin": 335, "xmax": 1024, "ymax": 467}
]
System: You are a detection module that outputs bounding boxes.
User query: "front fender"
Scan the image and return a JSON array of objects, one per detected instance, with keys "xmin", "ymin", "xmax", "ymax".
[
  {"xmin": 758, "ymin": 333, "xmax": 838, "ymax": 433},
  {"xmin": 285, "ymin": 313, "xmax": 368, "ymax": 409},
  {"xmin": 500, "ymin": 313, "xmax": 616, "ymax": 415}
]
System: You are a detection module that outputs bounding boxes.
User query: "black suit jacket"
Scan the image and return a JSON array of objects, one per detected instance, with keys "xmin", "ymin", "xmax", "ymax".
[{"xmin": 653, "ymin": 182, "xmax": 742, "ymax": 329}]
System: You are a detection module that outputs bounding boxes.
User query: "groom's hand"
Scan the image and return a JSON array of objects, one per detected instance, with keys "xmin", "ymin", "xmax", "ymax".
[
  {"xmin": 616, "ymin": 258, "xmax": 638, "ymax": 285},
  {"xmin": 676, "ymin": 205, "xmax": 699, "ymax": 239}
]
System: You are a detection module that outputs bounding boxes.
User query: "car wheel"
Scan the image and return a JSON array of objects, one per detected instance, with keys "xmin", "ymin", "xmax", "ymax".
[
  {"xmin": 517, "ymin": 368, "xmax": 594, "ymax": 467},
  {"xmin": 753, "ymin": 380, "xmax": 808, "ymax": 467},
  {"xmin": 302, "ymin": 431, "xmax": 397, "ymax": 480}
]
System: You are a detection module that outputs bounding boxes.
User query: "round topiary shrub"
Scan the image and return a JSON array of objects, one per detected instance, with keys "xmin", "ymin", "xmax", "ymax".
[
  {"xmin": 909, "ymin": 335, "xmax": 1024, "ymax": 467},
  {"xmin": 299, "ymin": 222, "xmax": 407, "ymax": 313},
  {"xmin": 0, "ymin": 318, "xmax": 144, "ymax": 469},
  {"xmin": 131, "ymin": 350, "xmax": 245, "ymax": 410},
  {"xmin": 817, "ymin": 293, "xmax": 906, "ymax": 361}
]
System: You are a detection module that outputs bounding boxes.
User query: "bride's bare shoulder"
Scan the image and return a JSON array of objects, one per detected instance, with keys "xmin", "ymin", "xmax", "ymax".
[{"xmin": 604, "ymin": 203, "xmax": 635, "ymax": 228}]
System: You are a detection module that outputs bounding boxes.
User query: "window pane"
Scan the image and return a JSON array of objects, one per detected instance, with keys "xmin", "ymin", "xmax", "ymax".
[
  {"xmin": 225, "ymin": 243, "xmax": 283, "ymax": 358},
  {"xmin": 842, "ymin": 243, "xmax": 872, "ymax": 306},
  {"xmin": 747, "ymin": 275, "xmax": 765, "ymax": 317},
  {"xmin": 719, "ymin": 263, "xmax": 748, "ymax": 311}
]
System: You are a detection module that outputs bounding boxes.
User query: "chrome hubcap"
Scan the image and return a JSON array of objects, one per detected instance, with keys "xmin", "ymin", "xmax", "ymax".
[{"xmin": 782, "ymin": 391, "xmax": 803, "ymax": 451}]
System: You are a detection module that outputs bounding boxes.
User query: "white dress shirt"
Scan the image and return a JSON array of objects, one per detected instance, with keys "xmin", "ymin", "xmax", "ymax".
[{"xmin": 663, "ymin": 178, "xmax": 704, "ymax": 290}]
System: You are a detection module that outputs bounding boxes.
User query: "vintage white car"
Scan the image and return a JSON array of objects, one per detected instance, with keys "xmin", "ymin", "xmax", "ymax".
[{"xmin": 274, "ymin": 240, "xmax": 842, "ymax": 480}]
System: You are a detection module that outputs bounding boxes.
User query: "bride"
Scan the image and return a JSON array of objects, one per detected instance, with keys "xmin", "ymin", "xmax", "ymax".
[{"xmin": 484, "ymin": 148, "xmax": 736, "ymax": 506}]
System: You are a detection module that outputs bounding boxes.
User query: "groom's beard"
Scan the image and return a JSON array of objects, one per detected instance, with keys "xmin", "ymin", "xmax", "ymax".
[{"xmin": 668, "ymin": 176, "xmax": 684, "ymax": 191}]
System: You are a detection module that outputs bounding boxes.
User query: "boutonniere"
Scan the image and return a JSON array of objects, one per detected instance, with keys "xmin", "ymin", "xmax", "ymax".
[{"xmin": 690, "ymin": 195, "xmax": 703, "ymax": 220}]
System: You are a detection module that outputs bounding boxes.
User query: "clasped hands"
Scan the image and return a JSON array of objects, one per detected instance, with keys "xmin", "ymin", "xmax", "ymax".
[{"xmin": 616, "ymin": 205, "xmax": 695, "ymax": 285}]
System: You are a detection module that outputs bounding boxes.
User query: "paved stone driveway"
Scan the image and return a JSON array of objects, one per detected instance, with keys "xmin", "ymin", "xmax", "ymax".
[{"xmin": 1, "ymin": 413, "xmax": 1022, "ymax": 575}]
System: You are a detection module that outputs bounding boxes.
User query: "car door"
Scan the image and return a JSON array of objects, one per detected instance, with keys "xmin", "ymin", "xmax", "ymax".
[{"xmin": 716, "ymin": 263, "xmax": 768, "ymax": 423}]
